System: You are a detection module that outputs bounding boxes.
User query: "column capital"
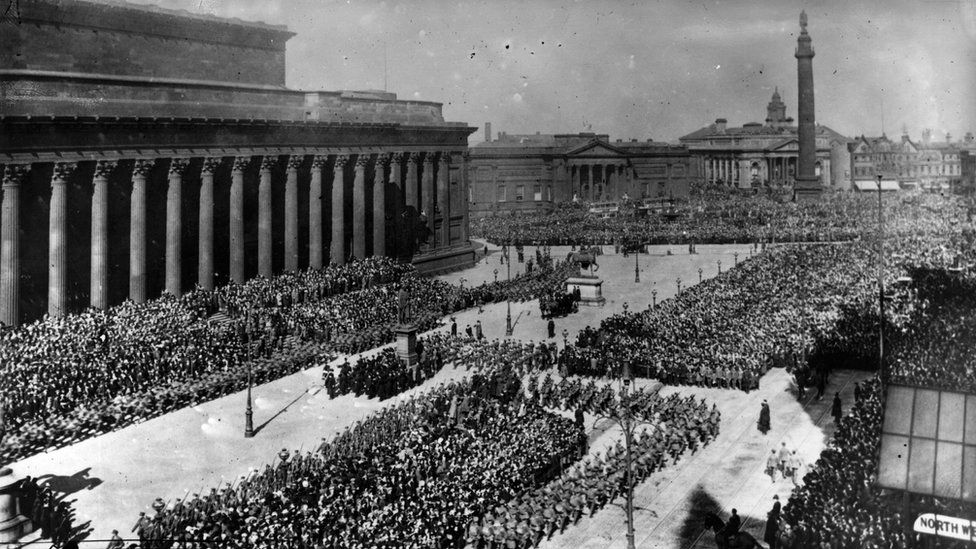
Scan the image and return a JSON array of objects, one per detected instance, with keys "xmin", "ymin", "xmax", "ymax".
[
  {"xmin": 52, "ymin": 162, "xmax": 76, "ymax": 183},
  {"xmin": 201, "ymin": 157, "xmax": 223, "ymax": 174},
  {"xmin": 132, "ymin": 159, "xmax": 155, "ymax": 178},
  {"xmin": 286, "ymin": 155, "xmax": 304, "ymax": 172},
  {"xmin": 355, "ymin": 156, "xmax": 369, "ymax": 169},
  {"xmin": 375, "ymin": 153, "xmax": 391, "ymax": 167},
  {"xmin": 311, "ymin": 155, "xmax": 329, "ymax": 170},
  {"xmin": 334, "ymin": 155, "xmax": 349, "ymax": 169},
  {"xmin": 231, "ymin": 156, "xmax": 251, "ymax": 173},
  {"xmin": 389, "ymin": 152, "xmax": 405, "ymax": 165},
  {"xmin": 408, "ymin": 152, "xmax": 422, "ymax": 164},
  {"xmin": 259, "ymin": 156, "xmax": 278, "ymax": 173},
  {"xmin": 439, "ymin": 151, "xmax": 452, "ymax": 164},
  {"xmin": 168, "ymin": 158, "xmax": 190, "ymax": 177},
  {"xmin": 94, "ymin": 160, "xmax": 117, "ymax": 179},
  {"xmin": 2, "ymin": 164, "xmax": 30, "ymax": 187},
  {"xmin": 422, "ymin": 152, "xmax": 435, "ymax": 166}
]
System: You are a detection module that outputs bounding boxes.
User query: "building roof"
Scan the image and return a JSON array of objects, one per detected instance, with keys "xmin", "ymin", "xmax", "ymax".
[
  {"xmin": 470, "ymin": 133, "xmax": 686, "ymax": 156},
  {"xmin": 679, "ymin": 121, "xmax": 848, "ymax": 144}
]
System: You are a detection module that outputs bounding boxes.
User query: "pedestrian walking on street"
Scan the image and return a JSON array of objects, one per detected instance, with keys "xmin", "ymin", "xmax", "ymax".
[
  {"xmin": 547, "ymin": 319, "xmax": 555, "ymax": 338},
  {"xmin": 757, "ymin": 399, "xmax": 771, "ymax": 434},
  {"xmin": 764, "ymin": 495, "xmax": 781, "ymax": 549},
  {"xmin": 832, "ymin": 392, "xmax": 842, "ymax": 424},
  {"xmin": 451, "ymin": 319, "xmax": 457, "ymax": 336},
  {"xmin": 765, "ymin": 449, "xmax": 779, "ymax": 482}
]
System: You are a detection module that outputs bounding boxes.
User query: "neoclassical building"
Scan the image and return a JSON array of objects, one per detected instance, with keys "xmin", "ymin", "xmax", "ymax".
[
  {"xmin": 679, "ymin": 90, "xmax": 851, "ymax": 190},
  {"xmin": 468, "ymin": 126, "xmax": 697, "ymax": 217},
  {"xmin": 0, "ymin": 0, "xmax": 475, "ymax": 326}
]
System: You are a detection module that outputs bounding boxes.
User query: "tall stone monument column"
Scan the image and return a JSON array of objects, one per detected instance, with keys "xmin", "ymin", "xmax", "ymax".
[
  {"xmin": 90, "ymin": 160, "xmax": 116, "ymax": 309},
  {"xmin": 372, "ymin": 154, "xmax": 388, "ymax": 258},
  {"xmin": 437, "ymin": 152, "xmax": 451, "ymax": 247},
  {"xmin": 352, "ymin": 156, "xmax": 367, "ymax": 260},
  {"xmin": 1, "ymin": 165, "xmax": 28, "ymax": 327},
  {"xmin": 198, "ymin": 157, "xmax": 219, "ymax": 290},
  {"xmin": 229, "ymin": 156, "xmax": 248, "ymax": 284},
  {"xmin": 794, "ymin": 10, "xmax": 821, "ymax": 200},
  {"xmin": 48, "ymin": 162, "xmax": 75, "ymax": 318},
  {"xmin": 129, "ymin": 159, "xmax": 153, "ymax": 303},
  {"xmin": 165, "ymin": 158, "xmax": 188, "ymax": 296},
  {"xmin": 308, "ymin": 155, "xmax": 327, "ymax": 269},
  {"xmin": 258, "ymin": 157, "xmax": 276, "ymax": 278},
  {"xmin": 284, "ymin": 155, "xmax": 301, "ymax": 272},
  {"xmin": 330, "ymin": 155, "xmax": 348, "ymax": 265}
]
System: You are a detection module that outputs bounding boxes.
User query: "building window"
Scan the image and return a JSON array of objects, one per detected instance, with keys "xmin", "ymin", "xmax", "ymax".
[
  {"xmin": 497, "ymin": 185, "xmax": 506, "ymax": 202},
  {"xmin": 515, "ymin": 185, "xmax": 524, "ymax": 201},
  {"xmin": 468, "ymin": 186, "xmax": 473, "ymax": 203},
  {"xmin": 533, "ymin": 185, "xmax": 542, "ymax": 201},
  {"xmin": 546, "ymin": 185, "xmax": 552, "ymax": 201}
]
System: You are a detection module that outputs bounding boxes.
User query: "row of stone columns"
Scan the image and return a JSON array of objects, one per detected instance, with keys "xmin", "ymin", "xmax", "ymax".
[
  {"xmin": 707, "ymin": 157, "xmax": 740, "ymax": 186},
  {"xmin": 0, "ymin": 150, "xmax": 460, "ymax": 327},
  {"xmin": 569, "ymin": 164, "xmax": 629, "ymax": 201}
]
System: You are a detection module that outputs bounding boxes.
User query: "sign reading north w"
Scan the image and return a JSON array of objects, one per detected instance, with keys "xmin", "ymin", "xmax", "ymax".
[{"xmin": 914, "ymin": 513, "xmax": 976, "ymax": 541}]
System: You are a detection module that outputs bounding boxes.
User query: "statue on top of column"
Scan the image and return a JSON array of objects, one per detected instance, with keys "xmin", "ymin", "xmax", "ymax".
[{"xmin": 397, "ymin": 287, "xmax": 412, "ymax": 325}]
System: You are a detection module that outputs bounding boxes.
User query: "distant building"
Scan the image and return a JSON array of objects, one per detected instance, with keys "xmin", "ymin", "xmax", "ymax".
[
  {"xmin": 848, "ymin": 134, "xmax": 920, "ymax": 190},
  {"xmin": 679, "ymin": 90, "xmax": 850, "ymax": 191},
  {"xmin": 961, "ymin": 149, "xmax": 975, "ymax": 196},
  {"xmin": 467, "ymin": 129, "xmax": 697, "ymax": 218}
]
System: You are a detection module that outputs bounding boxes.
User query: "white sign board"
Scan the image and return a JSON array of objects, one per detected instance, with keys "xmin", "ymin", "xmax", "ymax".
[{"xmin": 914, "ymin": 513, "xmax": 976, "ymax": 541}]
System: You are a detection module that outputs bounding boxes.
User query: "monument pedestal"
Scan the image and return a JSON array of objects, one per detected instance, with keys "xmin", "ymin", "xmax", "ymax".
[
  {"xmin": 0, "ymin": 468, "xmax": 33, "ymax": 546},
  {"xmin": 566, "ymin": 276, "xmax": 605, "ymax": 307},
  {"xmin": 395, "ymin": 323, "xmax": 419, "ymax": 366}
]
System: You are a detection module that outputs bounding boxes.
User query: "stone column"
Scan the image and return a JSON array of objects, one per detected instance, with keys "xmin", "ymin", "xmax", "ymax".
[
  {"xmin": 1, "ymin": 165, "xmax": 28, "ymax": 327},
  {"xmin": 437, "ymin": 151, "xmax": 451, "ymax": 247},
  {"xmin": 372, "ymin": 154, "xmax": 388, "ymax": 257},
  {"xmin": 284, "ymin": 155, "xmax": 301, "ymax": 272},
  {"xmin": 229, "ymin": 156, "xmax": 248, "ymax": 283},
  {"xmin": 308, "ymin": 155, "xmax": 327, "ymax": 269},
  {"xmin": 388, "ymin": 153, "xmax": 404, "ymax": 257},
  {"xmin": 422, "ymin": 153, "xmax": 435, "ymax": 240},
  {"xmin": 406, "ymin": 152, "xmax": 420, "ymax": 212},
  {"xmin": 166, "ymin": 158, "xmax": 188, "ymax": 296},
  {"xmin": 352, "ymin": 156, "xmax": 367, "ymax": 260},
  {"xmin": 90, "ymin": 160, "xmax": 116, "ymax": 309},
  {"xmin": 258, "ymin": 156, "xmax": 276, "ymax": 278},
  {"xmin": 48, "ymin": 162, "xmax": 75, "ymax": 318},
  {"xmin": 330, "ymin": 155, "xmax": 348, "ymax": 265},
  {"xmin": 198, "ymin": 157, "xmax": 220, "ymax": 291},
  {"xmin": 129, "ymin": 159, "xmax": 153, "ymax": 303},
  {"xmin": 460, "ymin": 152, "xmax": 470, "ymax": 241}
]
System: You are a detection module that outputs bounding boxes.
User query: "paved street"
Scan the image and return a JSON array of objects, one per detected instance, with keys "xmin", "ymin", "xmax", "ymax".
[{"xmin": 6, "ymin": 242, "xmax": 870, "ymax": 548}]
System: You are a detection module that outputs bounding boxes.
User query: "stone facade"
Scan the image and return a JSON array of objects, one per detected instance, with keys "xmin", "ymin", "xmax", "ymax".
[
  {"xmin": 0, "ymin": 0, "xmax": 476, "ymax": 327},
  {"xmin": 468, "ymin": 130, "xmax": 697, "ymax": 218},
  {"xmin": 679, "ymin": 90, "xmax": 850, "ymax": 190}
]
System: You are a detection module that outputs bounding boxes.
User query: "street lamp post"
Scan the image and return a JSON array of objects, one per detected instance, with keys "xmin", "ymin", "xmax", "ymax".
[
  {"xmin": 698, "ymin": 267, "xmax": 703, "ymax": 283},
  {"xmin": 634, "ymin": 245, "xmax": 640, "ymax": 283},
  {"xmin": 505, "ymin": 242, "xmax": 513, "ymax": 336},
  {"xmin": 676, "ymin": 277, "xmax": 682, "ymax": 294},
  {"xmin": 493, "ymin": 268, "xmax": 498, "ymax": 283},
  {"xmin": 652, "ymin": 288, "xmax": 657, "ymax": 307},
  {"xmin": 717, "ymin": 259, "xmax": 722, "ymax": 274},
  {"xmin": 244, "ymin": 334, "xmax": 254, "ymax": 438},
  {"xmin": 877, "ymin": 174, "xmax": 885, "ymax": 383},
  {"xmin": 734, "ymin": 252, "xmax": 739, "ymax": 265}
]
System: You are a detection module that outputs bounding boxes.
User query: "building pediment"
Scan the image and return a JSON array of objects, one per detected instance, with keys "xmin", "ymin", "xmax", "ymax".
[
  {"xmin": 768, "ymin": 139, "xmax": 799, "ymax": 152},
  {"xmin": 565, "ymin": 139, "xmax": 628, "ymax": 157}
]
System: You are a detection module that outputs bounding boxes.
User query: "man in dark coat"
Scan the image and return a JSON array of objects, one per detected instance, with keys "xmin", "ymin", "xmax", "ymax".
[
  {"xmin": 727, "ymin": 508, "xmax": 741, "ymax": 535},
  {"xmin": 451, "ymin": 319, "xmax": 458, "ymax": 336},
  {"xmin": 547, "ymin": 319, "xmax": 555, "ymax": 339},
  {"xmin": 763, "ymin": 495, "xmax": 781, "ymax": 548},
  {"xmin": 757, "ymin": 400, "xmax": 771, "ymax": 434},
  {"xmin": 831, "ymin": 392, "xmax": 842, "ymax": 424}
]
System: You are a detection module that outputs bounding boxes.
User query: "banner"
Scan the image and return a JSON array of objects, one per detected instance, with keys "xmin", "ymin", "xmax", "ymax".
[{"xmin": 914, "ymin": 513, "xmax": 976, "ymax": 542}]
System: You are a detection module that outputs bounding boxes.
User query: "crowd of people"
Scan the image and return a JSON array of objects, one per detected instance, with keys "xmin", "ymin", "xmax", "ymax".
[{"xmin": 472, "ymin": 191, "xmax": 972, "ymax": 247}]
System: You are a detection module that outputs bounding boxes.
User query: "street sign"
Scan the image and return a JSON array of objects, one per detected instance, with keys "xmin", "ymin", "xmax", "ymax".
[{"xmin": 914, "ymin": 513, "xmax": 976, "ymax": 542}]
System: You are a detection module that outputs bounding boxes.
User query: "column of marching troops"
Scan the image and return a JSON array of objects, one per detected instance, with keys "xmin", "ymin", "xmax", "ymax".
[{"xmin": 0, "ymin": 150, "xmax": 465, "ymax": 328}]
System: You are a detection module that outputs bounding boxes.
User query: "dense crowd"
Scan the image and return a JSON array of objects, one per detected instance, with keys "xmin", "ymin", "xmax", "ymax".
[
  {"xmin": 781, "ymin": 268, "xmax": 976, "ymax": 547},
  {"xmin": 472, "ymin": 192, "xmax": 972, "ymax": 246}
]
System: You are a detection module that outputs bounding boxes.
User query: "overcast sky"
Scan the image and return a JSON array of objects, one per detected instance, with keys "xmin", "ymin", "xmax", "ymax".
[{"xmin": 132, "ymin": 0, "xmax": 975, "ymax": 144}]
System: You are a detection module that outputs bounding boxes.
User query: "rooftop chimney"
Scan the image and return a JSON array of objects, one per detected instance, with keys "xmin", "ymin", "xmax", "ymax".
[
  {"xmin": 485, "ymin": 122, "xmax": 492, "ymax": 142},
  {"xmin": 715, "ymin": 118, "xmax": 727, "ymax": 133}
]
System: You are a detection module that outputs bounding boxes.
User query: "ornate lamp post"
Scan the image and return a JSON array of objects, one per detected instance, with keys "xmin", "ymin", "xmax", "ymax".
[
  {"xmin": 493, "ymin": 268, "xmax": 498, "ymax": 283},
  {"xmin": 676, "ymin": 277, "xmax": 682, "ymax": 294},
  {"xmin": 717, "ymin": 259, "xmax": 722, "ymax": 274},
  {"xmin": 652, "ymin": 288, "xmax": 657, "ymax": 307},
  {"xmin": 622, "ymin": 301, "xmax": 629, "ymax": 314},
  {"xmin": 244, "ymin": 334, "xmax": 254, "ymax": 438},
  {"xmin": 734, "ymin": 252, "xmax": 739, "ymax": 265},
  {"xmin": 698, "ymin": 267, "xmax": 703, "ymax": 283},
  {"xmin": 634, "ymin": 243, "xmax": 640, "ymax": 283}
]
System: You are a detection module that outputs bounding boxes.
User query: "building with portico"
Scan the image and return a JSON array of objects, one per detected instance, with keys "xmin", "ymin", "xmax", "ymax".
[{"xmin": 0, "ymin": 0, "xmax": 476, "ymax": 327}]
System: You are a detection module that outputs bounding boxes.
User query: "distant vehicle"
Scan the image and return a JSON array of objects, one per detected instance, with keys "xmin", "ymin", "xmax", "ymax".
[{"xmin": 588, "ymin": 201, "xmax": 619, "ymax": 218}]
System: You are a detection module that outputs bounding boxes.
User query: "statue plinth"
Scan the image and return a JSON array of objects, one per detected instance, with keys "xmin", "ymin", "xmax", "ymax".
[
  {"xmin": 0, "ymin": 469, "xmax": 34, "ymax": 545},
  {"xmin": 566, "ymin": 277, "xmax": 605, "ymax": 307},
  {"xmin": 395, "ymin": 323, "xmax": 419, "ymax": 367}
]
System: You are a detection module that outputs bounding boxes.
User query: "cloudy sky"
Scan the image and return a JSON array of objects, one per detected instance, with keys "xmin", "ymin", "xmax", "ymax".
[{"xmin": 132, "ymin": 0, "xmax": 974, "ymax": 144}]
